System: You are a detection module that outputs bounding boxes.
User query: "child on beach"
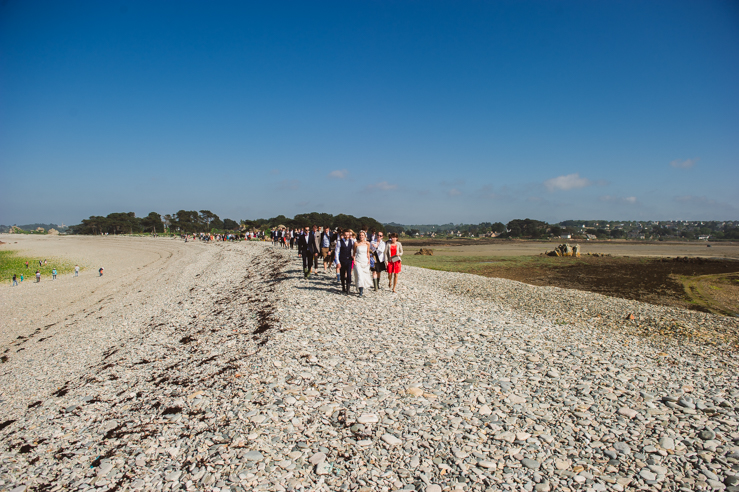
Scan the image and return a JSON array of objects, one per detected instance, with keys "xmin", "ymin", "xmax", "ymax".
[
  {"xmin": 99, "ymin": 267, "xmax": 104, "ymax": 276},
  {"xmin": 36, "ymin": 270, "xmax": 41, "ymax": 282},
  {"xmin": 52, "ymin": 268, "xmax": 57, "ymax": 280}
]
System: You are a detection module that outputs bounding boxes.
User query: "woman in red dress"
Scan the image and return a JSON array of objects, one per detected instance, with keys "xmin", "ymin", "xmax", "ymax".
[{"xmin": 386, "ymin": 233, "xmax": 403, "ymax": 293}]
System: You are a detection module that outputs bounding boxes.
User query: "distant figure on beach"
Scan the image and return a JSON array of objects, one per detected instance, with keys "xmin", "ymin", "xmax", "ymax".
[
  {"xmin": 99, "ymin": 267, "xmax": 104, "ymax": 277},
  {"xmin": 20, "ymin": 274, "xmax": 24, "ymax": 282},
  {"xmin": 74, "ymin": 265, "xmax": 79, "ymax": 277},
  {"xmin": 25, "ymin": 261, "xmax": 29, "ymax": 269},
  {"xmin": 52, "ymin": 268, "xmax": 57, "ymax": 280},
  {"xmin": 386, "ymin": 233, "xmax": 403, "ymax": 293},
  {"xmin": 39, "ymin": 260, "xmax": 42, "ymax": 267},
  {"xmin": 36, "ymin": 270, "xmax": 41, "ymax": 282},
  {"xmin": 44, "ymin": 259, "xmax": 47, "ymax": 265},
  {"xmin": 12, "ymin": 274, "xmax": 18, "ymax": 286}
]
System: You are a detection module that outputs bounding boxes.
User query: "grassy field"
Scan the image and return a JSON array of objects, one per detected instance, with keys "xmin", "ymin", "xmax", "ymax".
[
  {"xmin": 0, "ymin": 250, "xmax": 78, "ymax": 283},
  {"xmin": 681, "ymin": 272, "xmax": 739, "ymax": 317},
  {"xmin": 402, "ymin": 250, "xmax": 739, "ymax": 316}
]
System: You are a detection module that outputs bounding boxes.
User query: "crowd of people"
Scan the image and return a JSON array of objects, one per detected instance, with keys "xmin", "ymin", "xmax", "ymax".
[
  {"xmin": 10, "ymin": 262, "xmax": 82, "ymax": 286},
  {"xmin": 272, "ymin": 226, "xmax": 403, "ymax": 296}
]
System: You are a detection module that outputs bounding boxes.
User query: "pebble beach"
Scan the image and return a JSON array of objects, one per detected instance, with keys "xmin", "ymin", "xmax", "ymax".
[{"xmin": 1, "ymin": 236, "xmax": 738, "ymax": 492}]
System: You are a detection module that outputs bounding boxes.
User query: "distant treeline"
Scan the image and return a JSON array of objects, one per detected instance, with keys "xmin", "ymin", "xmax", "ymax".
[
  {"xmin": 0, "ymin": 223, "xmax": 67, "ymax": 233},
  {"xmin": 69, "ymin": 211, "xmax": 385, "ymax": 235},
  {"xmin": 386, "ymin": 218, "xmax": 739, "ymax": 240}
]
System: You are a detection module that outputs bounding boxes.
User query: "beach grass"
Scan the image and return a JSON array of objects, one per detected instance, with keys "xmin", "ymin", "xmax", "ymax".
[
  {"xmin": 401, "ymin": 253, "xmax": 568, "ymax": 275},
  {"xmin": 0, "ymin": 250, "xmax": 78, "ymax": 283}
]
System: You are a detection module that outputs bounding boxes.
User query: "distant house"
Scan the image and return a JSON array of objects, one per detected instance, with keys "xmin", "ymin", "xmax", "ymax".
[
  {"xmin": 586, "ymin": 234, "xmax": 597, "ymax": 240},
  {"xmin": 698, "ymin": 235, "xmax": 710, "ymax": 240},
  {"xmin": 560, "ymin": 234, "xmax": 571, "ymax": 239}
]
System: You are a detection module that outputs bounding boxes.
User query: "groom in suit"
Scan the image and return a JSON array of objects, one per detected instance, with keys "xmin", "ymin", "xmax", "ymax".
[{"xmin": 334, "ymin": 229, "xmax": 355, "ymax": 294}]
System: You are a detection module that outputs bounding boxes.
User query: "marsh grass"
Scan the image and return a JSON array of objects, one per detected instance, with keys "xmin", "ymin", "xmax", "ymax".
[
  {"xmin": 0, "ymin": 250, "xmax": 77, "ymax": 283},
  {"xmin": 402, "ymin": 254, "xmax": 570, "ymax": 275}
]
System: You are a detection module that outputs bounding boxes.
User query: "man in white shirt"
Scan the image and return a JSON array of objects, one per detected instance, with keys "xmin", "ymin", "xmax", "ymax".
[{"xmin": 370, "ymin": 232, "xmax": 387, "ymax": 291}]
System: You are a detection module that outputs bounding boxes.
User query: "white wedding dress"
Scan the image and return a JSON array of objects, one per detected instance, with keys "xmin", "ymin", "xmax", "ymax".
[{"xmin": 353, "ymin": 243, "xmax": 373, "ymax": 290}]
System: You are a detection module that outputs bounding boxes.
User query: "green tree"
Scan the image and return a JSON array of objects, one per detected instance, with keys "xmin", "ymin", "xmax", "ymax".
[{"xmin": 141, "ymin": 212, "xmax": 164, "ymax": 233}]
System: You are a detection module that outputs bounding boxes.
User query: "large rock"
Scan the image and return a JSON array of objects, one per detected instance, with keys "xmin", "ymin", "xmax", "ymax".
[
  {"xmin": 546, "ymin": 243, "xmax": 581, "ymax": 257},
  {"xmin": 415, "ymin": 248, "xmax": 433, "ymax": 256}
]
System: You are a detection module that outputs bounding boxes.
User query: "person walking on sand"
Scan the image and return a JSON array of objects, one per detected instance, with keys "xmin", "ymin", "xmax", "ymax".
[
  {"xmin": 52, "ymin": 268, "xmax": 57, "ymax": 280},
  {"xmin": 370, "ymin": 231, "xmax": 387, "ymax": 291},
  {"xmin": 386, "ymin": 233, "xmax": 403, "ymax": 293},
  {"xmin": 335, "ymin": 229, "xmax": 355, "ymax": 294},
  {"xmin": 99, "ymin": 267, "xmax": 104, "ymax": 277},
  {"xmin": 25, "ymin": 261, "xmax": 28, "ymax": 269},
  {"xmin": 353, "ymin": 231, "xmax": 373, "ymax": 297},
  {"xmin": 12, "ymin": 274, "xmax": 18, "ymax": 286},
  {"xmin": 36, "ymin": 270, "xmax": 41, "ymax": 282},
  {"xmin": 75, "ymin": 265, "xmax": 79, "ymax": 277}
]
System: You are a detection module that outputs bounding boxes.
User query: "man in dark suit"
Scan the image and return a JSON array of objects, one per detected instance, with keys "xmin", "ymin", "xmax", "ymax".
[{"xmin": 300, "ymin": 226, "xmax": 319, "ymax": 278}]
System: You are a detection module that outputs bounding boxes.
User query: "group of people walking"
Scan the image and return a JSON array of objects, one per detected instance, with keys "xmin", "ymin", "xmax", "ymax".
[
  {"xmin": 11, "ymin": 263, "xmax": 83, "ymax": 286},
  {"xmin": 275, "ymin": 226, "xmax": 403, "ymax": 296}
]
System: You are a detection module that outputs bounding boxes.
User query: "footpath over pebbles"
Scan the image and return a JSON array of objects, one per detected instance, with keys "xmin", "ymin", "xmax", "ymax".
[{"xmin": 1, "ymin": 240, "xmax": 738, "ymax": 492}]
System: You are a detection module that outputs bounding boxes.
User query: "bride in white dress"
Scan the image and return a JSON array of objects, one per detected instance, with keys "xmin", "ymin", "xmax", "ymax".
[{"xmin": 353, "ymin": 231, "xmax": 373, "ymax": 296}]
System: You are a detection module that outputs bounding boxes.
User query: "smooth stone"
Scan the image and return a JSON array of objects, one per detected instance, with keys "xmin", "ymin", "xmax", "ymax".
[
  {"xmin": 382, "ymin": 434, "xmax": 403, "ymax": 446},
  {"xmin": 244, "ymin": 450, "xmax": 264, "ymax": 461},
  {"xmin": 407, "ymin": 387, "xmax": 424, "ymax": 397},
  {"xmin": 700, "ymin": 429, "xmax": 716, "ymax": 440},
  {"xmin": 658, "ymin": 437, "xmax": 675, "ymax": 450},
  {"xmin": 478, "ymin": 405, "xmax": 492, "ymax": 415},
  {"xmin": 477, "ymin": 460, "xmax": 496, "ymax": 469},
  {"xmin": 640, "ymin": 469, "xmax": 657, "ymax": 481},
  {"xmin": 522, "ymin": 458, "xmax": 541, "ymax": 470},
  {"xmin": 725, "ymin": 476, "xmax": 739, "ymax": 487},
  {"xmin": 618, "ymin": 407, "xmax": 638, "ymax": 419},
  {"xmin": 534, "ymin": 482, "xmax": 551, "ymax": 492},
  {"xmin": 707, "ymin": 480, "xmax": 726, "ymax": 490},
  {"xmin": 309, "ymin": 452, "xmax": 326, "ymax": 465},
  {"xmin": 315, "ymin": 462, "xmax": 332, "ymax": 475},
  {"xmin": 357, "ymin": 414, "xmax": 379, "ymax": 424},
  {"xmin": 554, "ymin": 459, "xmax": 571, "ymax": 470},
  {"xmin": 426, "ymin": 485, "xmax": 442, "ymax": 492},
  {"xmin": 165, "ymin": 470, "xmax": 181, "ymax": 482},
  {"xmin": 613, "ymin": 442, "xmax": 632, "ymax": 455},
  {"xmin": 98, "ymin": 463, "xmax": 114, "ymax": 477}
]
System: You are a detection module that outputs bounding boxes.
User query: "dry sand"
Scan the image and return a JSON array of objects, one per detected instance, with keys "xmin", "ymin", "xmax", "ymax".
[{"xmin": 0, "ymin": 234, "xmax": 210, "ymax": 419}]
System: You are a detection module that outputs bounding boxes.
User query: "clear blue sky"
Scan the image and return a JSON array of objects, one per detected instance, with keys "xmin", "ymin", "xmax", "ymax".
[{"xmin": 2, "ymin": 1, "xmax": 738, "ymax": 226}]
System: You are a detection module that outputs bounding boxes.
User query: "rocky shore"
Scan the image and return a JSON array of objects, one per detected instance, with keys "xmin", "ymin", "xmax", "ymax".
[{"xmin": 1, "ymin": 239, "xmax": 738, "ymax": 491}]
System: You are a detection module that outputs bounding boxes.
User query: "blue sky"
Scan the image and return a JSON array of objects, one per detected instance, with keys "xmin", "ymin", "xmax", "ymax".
[{"xmin": 1, "ymin": 1, "xmax": 738, "ymax": 226}]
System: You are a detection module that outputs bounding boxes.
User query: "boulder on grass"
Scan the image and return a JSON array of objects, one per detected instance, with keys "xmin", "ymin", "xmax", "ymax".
[{"xmin": 415, "ymin": 248, "xmax": 434, "ymax": 256}]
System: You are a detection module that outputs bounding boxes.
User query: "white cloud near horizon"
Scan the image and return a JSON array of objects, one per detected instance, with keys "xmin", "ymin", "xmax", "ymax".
[
  {"xmin": 600, "ymin": 195, "xmax": 637, "ymax": 204},
  {"xmin": 544, "ymin": 173, "xmax": 592, "ymax": 191},
  {"xmin": 670, "ymin": 158, "xmax": 698, "ymax": 169},
  {"xmin": 366, "ymin": 181, "xmax": 397, "ymax": 191},
  {"xmin": 328, "ymin": 169, "xmax": 348, "ymax": 179}
]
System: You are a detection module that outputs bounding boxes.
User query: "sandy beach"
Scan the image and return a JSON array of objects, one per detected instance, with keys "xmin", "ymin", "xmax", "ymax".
[{"xmin": 1, "ymin": 236, "xmax": 738, "ymax": 491}]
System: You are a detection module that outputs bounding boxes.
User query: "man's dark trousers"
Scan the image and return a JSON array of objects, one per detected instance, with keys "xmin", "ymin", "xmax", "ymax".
[{"xmin": 340, "ymin": 259, "xmax": 352, "ymax": 292}]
